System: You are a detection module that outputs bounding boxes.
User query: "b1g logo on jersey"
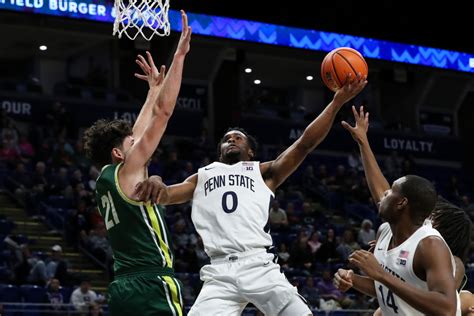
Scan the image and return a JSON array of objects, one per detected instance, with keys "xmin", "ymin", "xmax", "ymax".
[
  {"xmin": 396, "ymin": 250, "xmax": 409, "ymax": 266},
  {"xmin": 242, "ymin": 162, "xmax": 253, "ymax": 171}
]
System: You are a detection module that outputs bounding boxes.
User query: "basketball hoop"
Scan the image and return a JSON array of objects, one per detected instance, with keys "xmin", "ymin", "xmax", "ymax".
[{"xmin": 113, "ymin": 0, "xmax": 170, "ymax": 41}]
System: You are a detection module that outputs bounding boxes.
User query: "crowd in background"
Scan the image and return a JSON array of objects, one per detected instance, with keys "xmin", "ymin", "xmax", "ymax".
[{"xmin": 1, "ymin": 102, "xmax": 474, "ymax": 313}]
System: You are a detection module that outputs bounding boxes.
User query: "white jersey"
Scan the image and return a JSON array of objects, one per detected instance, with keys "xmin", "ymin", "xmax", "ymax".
[
  {"xmin": 374, "ymin": 222, "xmax": 459, "ymax": 316},
  {"xmin": 191, "ymin": 161, "xmax": 274, "ymax": 258}
]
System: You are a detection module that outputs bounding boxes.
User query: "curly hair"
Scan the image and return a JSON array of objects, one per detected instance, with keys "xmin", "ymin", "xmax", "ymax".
[
  {"xmin": 430, "ymin": 197, "xmax": 472, "ymax": 262},
  {"xmin": 216, "ymin": 127, "xmax": 258, "ymax": 160},
  {"xmin": 83, "ymin": 119, "xmax": 132, "ymax": 168}
]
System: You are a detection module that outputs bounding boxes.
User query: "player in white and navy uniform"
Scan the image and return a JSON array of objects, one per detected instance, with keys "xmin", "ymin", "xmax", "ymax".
[
  {"xmin": 373, "ymin": 221, "xmax": 460, "ymax": 316},
  {"xmin": 138, "ymin": 77, "xmax": 367, "ymax": 315},
  {"xmin": 333, "ymin": 106, "xmax": 467, "ymax": 315}
]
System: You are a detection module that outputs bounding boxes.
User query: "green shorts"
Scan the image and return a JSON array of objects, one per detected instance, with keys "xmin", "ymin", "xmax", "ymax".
[{"xmin": 108, "ymin": 270, "xmax": 183, "ymax": 316}]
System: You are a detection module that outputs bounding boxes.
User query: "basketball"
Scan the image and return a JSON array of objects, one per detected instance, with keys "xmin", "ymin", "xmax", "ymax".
[{"xmin": 321, "ymin": 47, "xmax": 368, "ymax": 92}]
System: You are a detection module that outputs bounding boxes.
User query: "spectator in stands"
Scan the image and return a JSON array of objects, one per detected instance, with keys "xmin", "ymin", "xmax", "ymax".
[
  {"xmin": 290, "ymin": 231, "xmax": 313, "ymax": 274},
  {"xmin": 300, "ymin": 276, "xmax": 320, "ymax": 309},
  {"xmin": 301, "ymin": 202, "xmax": 316, "ymax": 226},
  {"xmin": 317, "ymin": 269, "xmax": 352, "ymax": 308},
  {"xmin": 32, "ymin": 161, "xmax": 49, "ymax": 193},
  {"xmin": 46, "ymin": 245, "xmax": 71, "ymax": 286},
  {"xmin": 269, "ymin": 200, "xmax": 289, "ymax": 231},
  {"xmin": 70, "ymin": 279, "xmax": 102, "ymax": 316},
  {"xmin": 45, "ymin": 101, "xmax": 72, "ymax": 137},
  {"xmin": 43, "ymin": 278, "xmax": 65, "ymax": 315},
  {"xmin": 285, "ymin": 202, "xmax": 301, "ymax": 225},
  {"xmin": 173, "ymin": 218, "xmax": 198, "ymax": 249},
  {"xmin": 350, "ymin": 176, "xmax": 372, "ymax": 204},
  {"xmin": 194, "ymin": 235, "xmax": 209, "ymax": 267},
  {"xmin": 336, "ymin": 229, "xmax": 360, "ymax": 262},
  {"xmin": 301, "ymin": 165, "xmax": 327, "ymax": 201},
  {"xmin": 6, "ymin": 237, "xmax": 31, "ymax": 285},
  {"xmin": 6, "ymin": 162, "xmax": 33, "ymax": 201},
  {"xmin": 1, "ymin": 118, "xmax": 19, "ymax": 147},
  {"xmin": 73, "ymin": 140, "xmax": 92, "ymax": 172},
  {"xmin": 357, "ymin": 219, "xmax": 375, "ymax": 250},
  {"xmin": 86, "ymin": 224, "xmax": 112, "ymax": 264},
  {"xmin": 348, "ymin": 292, "xmax": 371, "ymax": 315},
  {"xmin": 277, "ymin": 242, "xmax": 291, "ymax": 266},
  {"xmin": 27, "ymin": 252, "xmax": 48, "ymax": 286},
  {"xmin": 317, "ymin": 229, "xmax": 339, "ymax": 263},
  {"xmin": 49, "ymin": 167, "xmax": 71, "ymax": 196},
  {"xmin": 307, "ymin": 231, "xmax": 322, "ymax": 255},
  {"xmin": 87, "ymin": 166, "xmax": 99, "ymax": 191},
  {"xmin": 18, "ymin": 134, "xmax": 35, "ymax": 160},
  {"xmin": 384, "ymin": 150, "xmax": 401, "ymax": 181}
]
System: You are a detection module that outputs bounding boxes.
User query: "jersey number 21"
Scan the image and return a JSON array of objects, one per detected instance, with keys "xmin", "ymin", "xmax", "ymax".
[{"xmin": 101, "ymin": 192, "xmax": 120, "ymax": 229}]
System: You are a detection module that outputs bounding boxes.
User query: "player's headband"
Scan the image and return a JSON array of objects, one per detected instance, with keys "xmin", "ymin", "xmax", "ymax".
[{"xmin": 224, "ymin": 130, "xmax": 247, "ymax": 139}]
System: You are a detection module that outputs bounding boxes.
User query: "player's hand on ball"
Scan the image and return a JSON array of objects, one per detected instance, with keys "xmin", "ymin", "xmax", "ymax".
[
  {"xmin": 333, "ymin": 269, "xmax": 353, "ymax": 292},
  {"xmin": 134, "ymin": 175, "xmax": 167, "ymax": 203},
  {"xmin": 333, "ymin": 72, "xmax": 367, "ymax": 105}
]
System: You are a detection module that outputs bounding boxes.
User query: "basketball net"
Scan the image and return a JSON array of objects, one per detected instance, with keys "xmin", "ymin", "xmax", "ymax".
[{"xmin": 113, "ymin": 0, "xmax": 170, "ymax": 40}]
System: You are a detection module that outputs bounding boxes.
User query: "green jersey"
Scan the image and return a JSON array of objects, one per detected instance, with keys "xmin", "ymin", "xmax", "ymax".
[{"xmin": 95, "ymin": 163, "xmax": 174, "ymax": 275}]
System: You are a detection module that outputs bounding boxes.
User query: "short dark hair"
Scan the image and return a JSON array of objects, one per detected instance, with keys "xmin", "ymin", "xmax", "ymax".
[
  {"xmin": 399, "ymin": 175, "xmax": 437, "ymax": 222},
  {"xmin": 83, "ymin": 119, "xmax": 132, "ymax": 168},
  {"xmin": 431, "ymin": 197, "xmax": 472, "ymax": 262},
  {"xmin": 217, "ymin": 127, "xmax": 258, "ymax": 158}
]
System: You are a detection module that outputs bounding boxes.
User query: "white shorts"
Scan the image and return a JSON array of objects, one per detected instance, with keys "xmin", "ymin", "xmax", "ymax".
[{"xmin": 188, "ymin": 249, "xmax": 309, "ymax": 316}]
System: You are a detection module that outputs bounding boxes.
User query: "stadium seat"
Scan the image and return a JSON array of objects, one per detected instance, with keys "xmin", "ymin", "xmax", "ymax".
[
  {"xmin": 0, "ymin": 219, "xmax": 15, "ymax": 234},
  {"xmin": 0, "ymin": 283, "xmax": 21, "ymax": 302},
  {"xmin": 20, "ymin": 284, "xmax": 46, "ymax": 303}
]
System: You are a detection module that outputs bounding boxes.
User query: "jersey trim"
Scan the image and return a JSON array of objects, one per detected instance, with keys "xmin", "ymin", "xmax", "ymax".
[
  {"xmin": 145, "ymin": 203, "xmax": 172, "ymax": 268},
  {"xmin": 163, "ymin": 276, "xmax": 183, "ymax": 316},
  {"xmin": 114, "ymin": 162, "xmax": 144, "ymax": 206},
  {"xmin": 154, "ymin": 204, "xmax": 174, "ymax": 264},
  {"xmin": 139, "ymin": 204, "xmax": 167, "ymax": 267},
  {"xmin": 160, "ymin": 277, "xmax": 179, "ymax": 316}
]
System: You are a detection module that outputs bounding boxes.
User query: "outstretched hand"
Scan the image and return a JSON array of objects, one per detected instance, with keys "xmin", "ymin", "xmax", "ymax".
[
  {"xmin": 135, "ymin": 51, "xmax": 166, "ymax": 89},
  {"xmin": 341, "ymin": 105, "xmax": 369, "ymax": 145},
  {"xmin": 175, "ymin": 10, "xmax": 192, "ymax": 57},
  {"xmin": 333, "ymin": 73, "xmax": 368, "ymax": 105}
]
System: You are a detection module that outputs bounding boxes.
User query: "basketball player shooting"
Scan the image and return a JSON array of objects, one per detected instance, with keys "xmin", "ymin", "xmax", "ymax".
[
  {"xmin": 134, "ymin": 74, "xmax": 367, "ymax": 315},
  {"xmin": 333, "ymin": 106, "xmax": 461, "ymax": 315}
]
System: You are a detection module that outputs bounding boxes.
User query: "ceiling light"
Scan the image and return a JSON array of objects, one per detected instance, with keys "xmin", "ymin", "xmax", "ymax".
[
  {"xmin": 254, "ymin": 79, "xmax": 261, "ymax": 85},
  {"xmin": 245, "ymin": 68, "xmax": 252, "ymax": 73},
  {"xmin": 39, "ymin": 45, "xmax": 48, "ymax": 51},
  {"xmin": 306, "ymin": 75, "xmax": 314, "ymax": 81}
]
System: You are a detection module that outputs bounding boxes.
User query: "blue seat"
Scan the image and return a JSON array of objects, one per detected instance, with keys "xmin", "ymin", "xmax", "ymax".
[
  {"xmin": 0, "ymin": 283, "xmax": 20, "ymax": 302},
  {"xmin": 60, "ymin": 286, "xmax": 73, "ymax": 303},
  {"xmin": 0, "ymin": 219, "xmax": 15, "ymax": 235},
  {"xmin": 20, "ymin": 284, "xmax": 46, "ymax": 303}
]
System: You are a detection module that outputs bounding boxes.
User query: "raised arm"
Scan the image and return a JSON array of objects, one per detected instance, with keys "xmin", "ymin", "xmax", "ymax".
[
  {"xmin": 261, "ymin": 74, "xmax": 367, "ymax": 191},
  {"xmin": 350, "ymin": 239, "xmax": 457, "ymax": 316},
  {"xmin": 123, "ymin": 10, "xmax": 192, "ymax": 173},
  {"xmin": 341, "ymin": 106, "xmax": 389, "ymax": 203},
  {"xmin": 132, "ymin": 51, "xmax": 166, "ymax": 139}
]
